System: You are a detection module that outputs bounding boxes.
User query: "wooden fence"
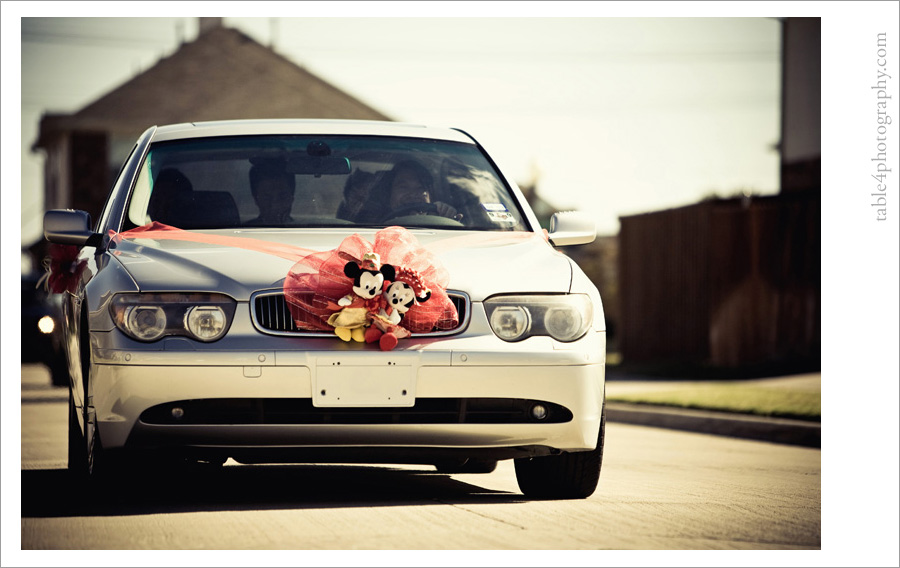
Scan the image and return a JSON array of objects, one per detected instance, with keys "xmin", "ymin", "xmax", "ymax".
[{"xmin": 618, "ymin": 193, "xmax": 820, "ymax": 368}]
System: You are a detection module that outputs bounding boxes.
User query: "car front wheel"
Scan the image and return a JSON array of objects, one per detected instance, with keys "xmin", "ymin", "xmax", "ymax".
[
  {"xmin": 76, "ymin": 316, "xmax": 133, "ymax": 485},
  {"xmin": 67, "ymin": 387, "xmax": 88, "ymax": 479},
  {"xmin": 514, "ymin": 404, "xmax": 605, "ymax": 500},
  {"xmin": 69, "ymin": 384, "xmax": 129, "ymax": 485}
]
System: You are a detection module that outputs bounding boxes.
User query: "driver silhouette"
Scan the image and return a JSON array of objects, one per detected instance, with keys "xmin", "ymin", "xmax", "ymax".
[{"xmin": 358, "ymin": 160, "xmax": 460, "ymax": 223}]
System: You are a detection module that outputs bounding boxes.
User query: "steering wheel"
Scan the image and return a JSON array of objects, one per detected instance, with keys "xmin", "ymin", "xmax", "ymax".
[{"xmin": 379, "ymin": 202, "xmax": 440, "ymax": 222}]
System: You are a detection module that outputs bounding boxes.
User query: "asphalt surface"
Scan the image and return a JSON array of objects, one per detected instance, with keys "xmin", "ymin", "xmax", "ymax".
[{"xmin": 20, "ymin": 364, "xmax": 821, "ymax": 448}]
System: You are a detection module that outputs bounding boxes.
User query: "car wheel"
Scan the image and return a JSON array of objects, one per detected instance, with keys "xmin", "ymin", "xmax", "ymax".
[
  {"xmin": 434, "ymin": 458, "xmax": 498, "ymax": 474},
  {"xmin": 79, "ymin": 317, "xmax": 132, "ymax": 485},
  {"xmin": 68, "ymin": 382, "xmax": 130, "ymax": 486},
  {"xmin": 67, "ymin": 386, "xmax": 88, "ymax": 479},
  {"xmin": 514, "ymin": 403, "xmax": 606, "ymax": 500},
  {"xmin": 86, "ymin": 421, "xmax": 112, "ymax": 480}
]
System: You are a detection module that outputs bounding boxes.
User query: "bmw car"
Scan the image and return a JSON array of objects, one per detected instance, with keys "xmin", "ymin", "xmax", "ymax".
[{"xmin": 44, "ymin": 119, "xmax": 607, "ymax": 499}]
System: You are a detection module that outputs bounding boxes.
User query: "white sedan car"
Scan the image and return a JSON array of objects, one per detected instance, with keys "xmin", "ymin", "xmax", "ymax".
[{"xmin": 44, "ymin": 119, "xmax": 607, "ymax": 499}]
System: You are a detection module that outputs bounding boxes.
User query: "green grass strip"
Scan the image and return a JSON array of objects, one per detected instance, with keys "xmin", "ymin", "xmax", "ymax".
[{"xmin": 608, "ymin": 385, "xmax": 820, "ymax": 421}]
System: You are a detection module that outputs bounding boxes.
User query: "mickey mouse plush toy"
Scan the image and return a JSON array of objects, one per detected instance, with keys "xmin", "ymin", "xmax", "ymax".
[
  {"xmin": 366, "ymin": 267, "xmax": 432, "ymax": 350},
  {"xmin": 327, "ymin": 252, "xmax": 395, "ymax": 342}
]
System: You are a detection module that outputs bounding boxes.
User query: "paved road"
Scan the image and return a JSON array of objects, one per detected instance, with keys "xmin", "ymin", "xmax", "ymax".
[{"xmin": 19, "ymin": 365, "xmax": 821, "ymax": 551}]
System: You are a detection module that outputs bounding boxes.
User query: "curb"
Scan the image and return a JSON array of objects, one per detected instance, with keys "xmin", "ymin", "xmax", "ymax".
[
  {"xmin": 21, "ymin": 390, "xmax": 68, "ymax": 404},
  {"xmin": 607, "ymin": 402, "xmax": 821, "ymax": 448}
]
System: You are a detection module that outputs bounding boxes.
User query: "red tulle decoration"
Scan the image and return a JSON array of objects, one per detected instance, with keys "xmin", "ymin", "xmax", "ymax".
[
  {"xmin": 284, "ymin": 227, "xmax": 458, "ymax": 334},
  {"xmin": 42, "ymin": 244, "xmax": 88, "ymax": 294}
]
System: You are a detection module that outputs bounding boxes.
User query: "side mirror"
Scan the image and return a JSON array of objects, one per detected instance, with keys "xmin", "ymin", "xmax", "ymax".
[
  {"xmin": 548, "ymin": 211, "xmax": 596, "ymax": 246},
  {"xmin": 43, "ymin": 209, "xmax": 100, "ymax": 247}
]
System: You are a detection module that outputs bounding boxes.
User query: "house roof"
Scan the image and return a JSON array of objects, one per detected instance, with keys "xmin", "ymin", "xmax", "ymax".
[{"xmin": 35, "ymin": 25, "xmax": 392, "ymax": 148}]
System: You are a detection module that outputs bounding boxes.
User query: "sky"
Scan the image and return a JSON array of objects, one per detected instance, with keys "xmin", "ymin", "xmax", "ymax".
[
  {"xmin": 15, "ymin": 14, "xmax": 782, "ymax": 244},
  {"xmin": 3, "ymin": 2, "xmax": 900, "ymax": 566}
]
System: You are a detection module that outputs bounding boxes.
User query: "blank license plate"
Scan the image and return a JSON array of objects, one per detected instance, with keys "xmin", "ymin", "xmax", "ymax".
[{"xmin": 314, "ymin": 359, "xmax": 415, "ymax": 407}]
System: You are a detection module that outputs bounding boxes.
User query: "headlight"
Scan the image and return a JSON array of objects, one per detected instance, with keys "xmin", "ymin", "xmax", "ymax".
[
  {"xmin": 489, "ymin": 305, "xmax": 532, "ymax": 341},
  {"xmin": 484, "ymin": 294, "xmax": 593, "ymax": 342},
  {"xmin": 544, "ymin": 305, "xmax": 584, "ymax": 342},
  {"xmin": 110, "ymin": 293, "xmax": 236, "ymax": 342},
  {"xmin": 124, "ymin": 305, "xmax": 167, "ymax": 341},
  {"xmin": 184, "ymin": 306, "xmax": 228, "ymax": 341},
  {"xmin": 37, "ymin": 315, "xmax": 56, "ymax": 334}
]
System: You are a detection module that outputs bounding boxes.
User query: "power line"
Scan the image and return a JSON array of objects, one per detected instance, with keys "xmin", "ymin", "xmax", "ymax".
[
  {"xmin": 276, "ymin": 42, "xmax": 778, "ymax": 63},
  {"xmin": 22, "ymin": 29, "xmax": 777, "ymax": 63},
  {"xmin": 21, "ymin": 30, "xmax": 175, "ymax": 50}
]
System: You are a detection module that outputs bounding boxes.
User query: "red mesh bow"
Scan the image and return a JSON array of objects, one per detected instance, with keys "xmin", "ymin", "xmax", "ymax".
[
  {"xmin": 393, "ymin": 267, "xmax": 430, "ymax": 299},
  {"xmin": 284, "ymin": 227, "xmax": 458, "ymax": 333},
  {"xmin": 41, "ymin": 244, "xmax": 88, "ymax": 295}
]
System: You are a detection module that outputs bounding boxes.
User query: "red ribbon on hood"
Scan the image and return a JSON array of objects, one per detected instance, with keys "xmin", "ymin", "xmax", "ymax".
[
  {"xmin": 112, "ymin": 222, "xmax": 318, "ymax": 261},
  {"xmin": 113, "ymin": 222, "xmax": 463, "ymax": 334}
]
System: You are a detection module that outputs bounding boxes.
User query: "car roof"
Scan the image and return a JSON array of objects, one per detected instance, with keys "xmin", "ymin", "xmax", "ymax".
[{"xmin": 150, "ymin": 119, "xmax": 476, "ymax": 144}]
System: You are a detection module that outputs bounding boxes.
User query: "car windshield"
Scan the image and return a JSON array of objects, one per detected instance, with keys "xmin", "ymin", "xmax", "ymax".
[{"xmin": 125, "ymin": 135, "xmax": 530, "ymax": 232}]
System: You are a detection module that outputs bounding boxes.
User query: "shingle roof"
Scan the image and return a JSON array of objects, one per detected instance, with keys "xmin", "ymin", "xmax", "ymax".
[{"xmin": 36, "ymin": 26, "xmax": 392, "ymax": 146}]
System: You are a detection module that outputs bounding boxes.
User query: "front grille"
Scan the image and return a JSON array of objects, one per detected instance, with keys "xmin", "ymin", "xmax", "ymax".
[
  {"xmin": 254, "ymin": 293, "xmax": 300, "ymax": 333},
  {"xmin": 252, "ymin": 290, "xmax": 469, "ymax": 336},
  {"xmin": 139, "ymin": 398, "xmax": 573, "ymax": 425}
]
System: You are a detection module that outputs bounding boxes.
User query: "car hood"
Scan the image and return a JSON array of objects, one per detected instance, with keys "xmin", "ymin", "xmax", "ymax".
[{"xmin": 108, "ymin": 229, "xmax": 573, "ymax": 301}]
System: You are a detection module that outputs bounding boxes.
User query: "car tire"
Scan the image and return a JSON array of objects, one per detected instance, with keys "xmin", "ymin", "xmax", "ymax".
[
  {"xmin": 514, "ymin": 402, "xmax": 605, "ymax": 500},
  {"xmin": 67, "ymin": 387, "xmax": 88, "ymax": 480},
  {"xmin": 86, "ymin": 420, "xmax": 142, "ymax": 492},
  {"xmin": 78, "ymin": 312, "xmax": 134, "ymax": 487},
  {"xmin": 69, "ymin": 391, "xmax": 132, "ymax": 490},
  {"xmin": 434, "ymin": 458, "xmax": 498, "ymax": 474}
]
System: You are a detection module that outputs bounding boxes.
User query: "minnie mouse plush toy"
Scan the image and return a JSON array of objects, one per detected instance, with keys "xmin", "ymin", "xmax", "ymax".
[{"xmin": 366, "ymin": 267, "xmax": 432, "ymax": 350}]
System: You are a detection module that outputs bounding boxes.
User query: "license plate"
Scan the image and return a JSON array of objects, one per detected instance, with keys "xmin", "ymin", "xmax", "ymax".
[{"xmin": 313, "ymin": 357, "xmax": 415, "ymax": 407}]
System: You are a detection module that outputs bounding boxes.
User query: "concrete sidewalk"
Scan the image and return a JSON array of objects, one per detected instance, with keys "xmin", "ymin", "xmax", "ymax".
[{"xmin": 605, "ymin": 371, "xmax": 821, "ymax": 448}]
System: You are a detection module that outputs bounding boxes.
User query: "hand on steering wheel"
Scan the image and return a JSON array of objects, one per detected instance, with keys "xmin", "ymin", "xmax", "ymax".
[{"xmin": 380, "ymin": 202, "xmax": 440, "ymax": 221}]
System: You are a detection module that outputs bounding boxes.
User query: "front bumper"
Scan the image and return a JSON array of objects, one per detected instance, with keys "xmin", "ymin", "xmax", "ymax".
[{"xmin": 91, "ymin": 332, "xmax": 606, "ymax": 461}]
